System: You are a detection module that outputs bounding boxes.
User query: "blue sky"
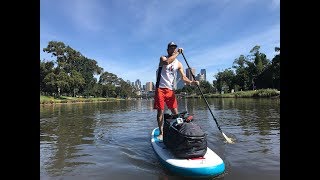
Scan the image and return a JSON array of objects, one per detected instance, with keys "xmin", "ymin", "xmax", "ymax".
[{"xmin": 40, "ymin": 0, "xmax": 280, "ymax": 86}]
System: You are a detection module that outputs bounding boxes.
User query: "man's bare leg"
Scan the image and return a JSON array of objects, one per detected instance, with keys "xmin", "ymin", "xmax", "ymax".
[
  {"xmin": 157, "ymin": 109, "xmax": 164, "ymax": 140},
  {"xmin": 170, "ymin": 108, "xmax": 178, "ymax": 115}
]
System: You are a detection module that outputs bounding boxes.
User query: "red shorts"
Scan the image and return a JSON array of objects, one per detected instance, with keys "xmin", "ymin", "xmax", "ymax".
[{"xmin": 154, "ymin": 88, "xmax": 178, "ymax": 110}]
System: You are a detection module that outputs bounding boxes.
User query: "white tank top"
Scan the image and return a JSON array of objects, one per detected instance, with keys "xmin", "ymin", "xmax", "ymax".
[{"xmin": 157, "ymin": 58, "xmax": 179, "ymax": 90}]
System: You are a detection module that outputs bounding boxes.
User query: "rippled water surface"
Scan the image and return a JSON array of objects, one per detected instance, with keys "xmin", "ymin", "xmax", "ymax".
[{"xmin": 40, "ymin": 98, "xmax": 280, "ymax": 180}]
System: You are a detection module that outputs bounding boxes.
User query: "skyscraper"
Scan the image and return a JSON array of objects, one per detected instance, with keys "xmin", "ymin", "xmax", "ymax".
[
  {"xmin": 200, "ymin": 69, "xmax": 206, "ymax": 81},
  {"xmin": 135, "ymin": 79, "xmax": 141, "ymax": 89},
  {"xmin": 186, "ymin": 68, "xmax": 196, "ymax": 81},
  {"xmin": 146, "ymin": 82, "xmax": 154, "ymax": 91},
  {"xmin": 176, "ymin": 71, "xmax": 185, "ymax": 89},
  {"xmin": 196, "ymin": 73, "xmax": 205, "ymax": 81}
]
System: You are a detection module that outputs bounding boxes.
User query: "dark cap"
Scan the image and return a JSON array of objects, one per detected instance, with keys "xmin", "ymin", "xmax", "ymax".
[{"xmin": 167, "ymin": 41, "xmax": 178, "ymax": 48}]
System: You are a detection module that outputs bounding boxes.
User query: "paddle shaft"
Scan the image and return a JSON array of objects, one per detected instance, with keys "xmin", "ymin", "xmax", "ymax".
[{"xmin": 181, "ymin": 52, "xmax": 223, "ymax": 133}]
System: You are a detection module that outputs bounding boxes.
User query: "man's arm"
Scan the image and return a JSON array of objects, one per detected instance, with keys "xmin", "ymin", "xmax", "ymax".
[{"xmin": 160, "ymin": 48, "xmax": 183, "ymax": 65}]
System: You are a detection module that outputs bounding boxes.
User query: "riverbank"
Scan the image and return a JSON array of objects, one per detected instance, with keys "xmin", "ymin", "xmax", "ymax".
[
  {"xmin": 184, "ymin": 89, "xmax": 280, "ymax": 98},
  {"xmin": 41, "ymin": 89, "xmax": 280, "ymax": 104},
  {"xmin": 40, "ymin": 95, "xmax": 124, "ymax": 104}
]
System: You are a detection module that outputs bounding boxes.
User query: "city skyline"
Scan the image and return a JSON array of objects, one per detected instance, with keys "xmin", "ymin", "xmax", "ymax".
[{"xmin": 133, "ymin": 67, "xmax": 207, "ymax": 90}]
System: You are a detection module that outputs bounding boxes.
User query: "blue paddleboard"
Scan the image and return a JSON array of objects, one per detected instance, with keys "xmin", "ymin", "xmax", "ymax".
[{"xmin": 151, "ymin": 127, "xmax": 225, "ymax": 177}]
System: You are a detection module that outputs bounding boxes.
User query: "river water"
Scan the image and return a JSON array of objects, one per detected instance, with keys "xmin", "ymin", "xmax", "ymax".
[{"xmin": 40, "ymin": 98, "xmax": 280, "ymax": 180}]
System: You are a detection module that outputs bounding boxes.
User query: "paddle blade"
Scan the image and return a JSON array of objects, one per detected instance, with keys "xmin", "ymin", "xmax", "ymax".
[{"xmin": 222, "ymin": 132, "xmax": 234, "ymax": 144}]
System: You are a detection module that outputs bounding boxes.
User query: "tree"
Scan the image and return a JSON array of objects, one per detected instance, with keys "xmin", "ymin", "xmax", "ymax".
[
  {"xmin": 233, "ymin": 55, "xmax": 250, "ymax": 90},
  {"xmin": 271, "ymin": 47, "xmax": 280, "ymax": 90},
  {"xmin": 115, "ymin": 78, "xmax": 134, "ymax": 98},
  {"xmin": 69, "ymin": 70, "xmax": 85, "ymax": 97},
  {"xmin": 55, "ymin": 70, "xmax": 70, "ymax": 96},
  {"xmin": 99, "ymin": 71, "xmax": 118, "ymax": 85},
  {"xmin": 214, "ymin": 68, "xmax": 236, "ymax": 93},
  {"xmin": 42, "ymin": 41, "xmax": 103, "ymax": 96},
  {"xmin": 43, "ymin": 72, "xmax": 57, "ymax": 96},
  {"xmin": 199, "ymin": 81, "xmax": 214, "ymax": 94},
  {"xmin": 40, "ymin": 60, "xmax": 55, "ymax": 93},
  {"xmin": 248, "ymin": 45, "xmax": 271, "ymax": 90}
]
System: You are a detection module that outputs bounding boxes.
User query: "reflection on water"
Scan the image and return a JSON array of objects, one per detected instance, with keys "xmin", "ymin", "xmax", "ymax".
[
  {"xmin": 40, "ymin": 98, "xmax": 280, "ymax": 180},
  {"xmin": 40, "ymin": 103, "xmax": 97, "ymax": 176}
]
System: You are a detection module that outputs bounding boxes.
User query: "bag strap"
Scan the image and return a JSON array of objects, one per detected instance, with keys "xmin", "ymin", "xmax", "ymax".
[{"xmin": 155, "ymin": 66, "xmax": 162, "ymax": 88}]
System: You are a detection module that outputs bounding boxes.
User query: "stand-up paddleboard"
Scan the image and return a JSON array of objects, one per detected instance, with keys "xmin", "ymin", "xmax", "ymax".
[{"xmin": 151, "ymin": 127, "xmax": 225, "ymax": 177}]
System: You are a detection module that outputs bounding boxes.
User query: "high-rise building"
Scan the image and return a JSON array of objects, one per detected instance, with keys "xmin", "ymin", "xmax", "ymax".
[
  {"xmin": 176, "ymin": 71, "xmax": 185, "ymax": 89},
  {"xmin": 186, "ymin": 68, "xmax": 196, "ymax": 81},
  {"xmin": 196, "ymin": 73, "xmax": 205, "ymax": 81},
  {"xmin": 146, "ymin": 82, "xmax": 154, "ymax": 91},
  {"xmin": 200, "ymin": 69, "xmax": 206, "ymax": 81},
  {"xmin": 135, "ymin": 79, "xmax": 141, "ymax": 89}
]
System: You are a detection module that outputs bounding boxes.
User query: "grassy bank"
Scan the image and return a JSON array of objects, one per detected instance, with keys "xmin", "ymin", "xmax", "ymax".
[
  {"xmin": 186, "ymin": 89, "xmax": 280, "ymax": 98},
  {"xmin": 40, "ymin": 95, "xmax": 123, "ymax": 104}
]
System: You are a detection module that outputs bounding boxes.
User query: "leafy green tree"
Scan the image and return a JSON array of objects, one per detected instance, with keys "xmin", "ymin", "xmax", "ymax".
[
  {"xmin": 212, "ymin": 80, "xmax": 218, "ymax": 93},
  {"xmin": 248, "ymin": 45, "xmax": 271, "ymax": 89},
  {"xmin": 69, "ymin": 70, "xmax": 85, "ymax": 97},
  {"xmin": 199, "ymin": 81, "xmax": 213, "ymax": 94},
  {"xmin": 99, "ymin": 71, "xmax": 118, "ymax": 85},
  {"xmin": 79, "ymin": 57, "xmax": 103, "ymax": 95},
  {"xmin": 180, "ymin": 85, "xmax": 196, "ymax": 95},
  {"xmin": 233, "ymin": 55, "xmax": 250, "ymax": 90},
  {"xmin": 105, "ymin": 84, "xmax": 117, "ymax": 97},
  {"xmin": 43, "ymin": 41, "xmax": 103, "ymax": 95},
  {"xmin": 116, "ymin": 78, "xmax": 135, "ymax": 98},
  {"xmin": 90, "ymin": 83, "xmax": 103, "ymax": 97},
  {"xmin": 43, "ymin": 72, "xmax": 57, "ymax": 96},
  {"xmin": 55, "ymin": 70, "xmax": 70, "ymax": 96},
  {"xmin": 271, "ymin": 47, "xmax": 280, "ymax": 89},
  {"xmin": 40, "ymin": 60, "xmax": 55, "ymax": 93},
  {"xmin": 214, "ymin": 68, "xmax": 236, "ymax": 93}
]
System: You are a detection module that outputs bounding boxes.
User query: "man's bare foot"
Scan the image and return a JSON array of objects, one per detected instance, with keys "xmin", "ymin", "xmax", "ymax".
[{"xmin": 157, "ymin": 134, "xmax": 163, "ymax": 141}]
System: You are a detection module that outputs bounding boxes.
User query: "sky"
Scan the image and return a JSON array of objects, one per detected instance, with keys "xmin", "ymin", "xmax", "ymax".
[{"xmin": 40, "ymin": 0, "xmax": 280, "ymax": 86}]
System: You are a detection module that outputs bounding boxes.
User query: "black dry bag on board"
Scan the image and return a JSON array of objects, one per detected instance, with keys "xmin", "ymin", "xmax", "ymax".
[{"xmin": 163, "ymin": 112, "xmax": 207, "ymax": 159}]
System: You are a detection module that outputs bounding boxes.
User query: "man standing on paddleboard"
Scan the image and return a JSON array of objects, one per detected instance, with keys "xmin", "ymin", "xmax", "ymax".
[{"xmin": 154, "ymin": 41, "xmax": 199, "ymax": 140}]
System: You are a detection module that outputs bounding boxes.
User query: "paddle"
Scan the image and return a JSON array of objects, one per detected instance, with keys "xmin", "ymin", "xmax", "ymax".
[{"xmin": 181, "ymin": 52, "xmax": 234, "ymax": 144}]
